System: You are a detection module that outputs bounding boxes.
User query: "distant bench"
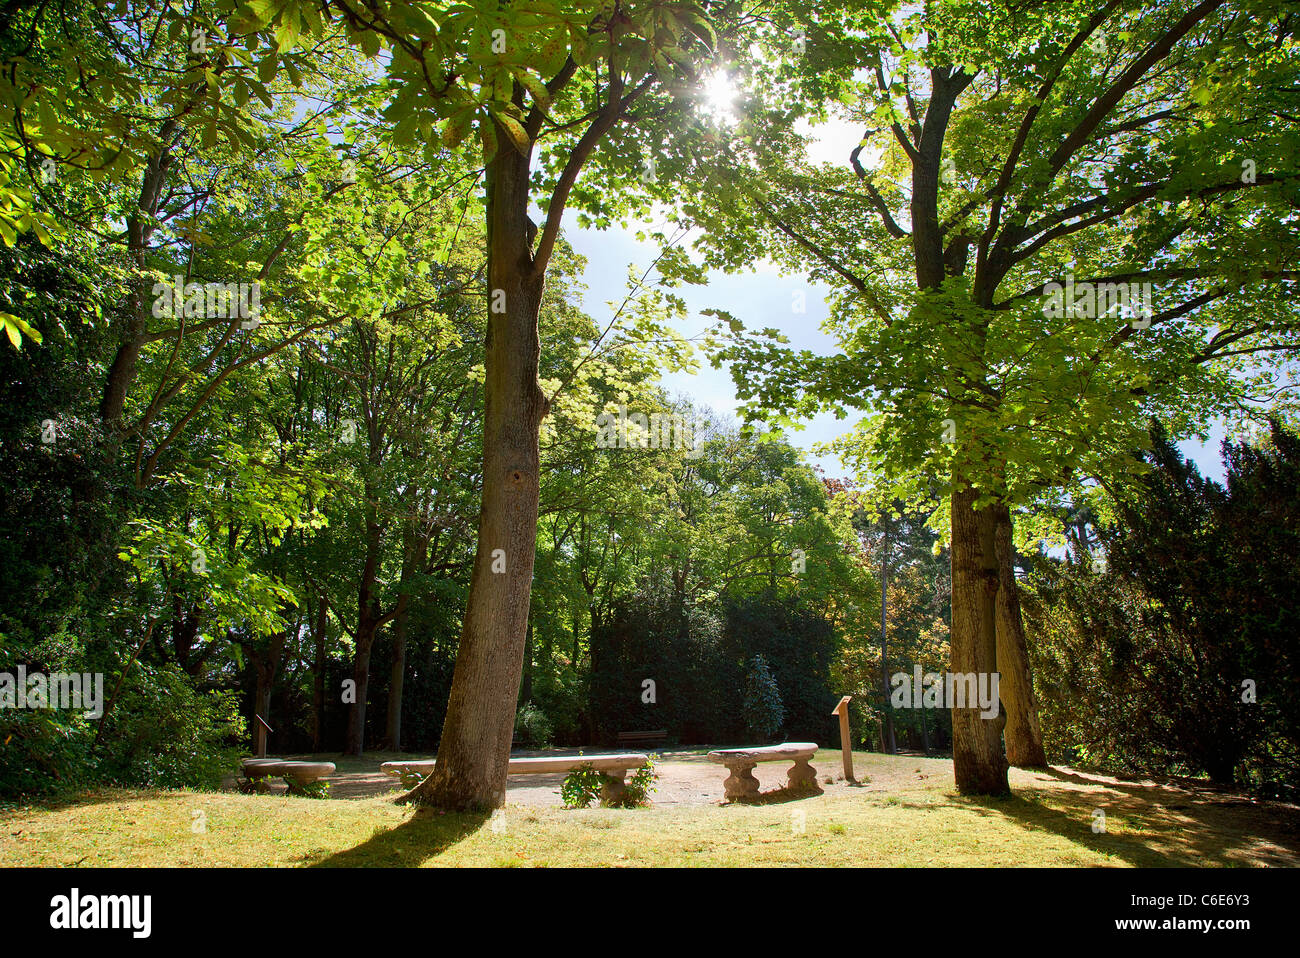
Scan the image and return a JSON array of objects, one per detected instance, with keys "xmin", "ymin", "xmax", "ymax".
[
  {"xmin": 382, "ymin": 753, "xmax": 648, "ymax": 805},
  {"xmin": 238, "ymin": 758, "xmax": 335, "ymax": 795},
  {"xmin": 707, "ymin": 743, "xmax": 820, "ymax": 803},
  {"xmin": 617, "ymin": 729, "xmax": 667, "ymax": 749}
]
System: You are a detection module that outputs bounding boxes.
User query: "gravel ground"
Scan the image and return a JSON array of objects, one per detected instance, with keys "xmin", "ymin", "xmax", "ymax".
[{"xmin": 223, "ymin": 747, "xmax": 882, "ymax": 806}]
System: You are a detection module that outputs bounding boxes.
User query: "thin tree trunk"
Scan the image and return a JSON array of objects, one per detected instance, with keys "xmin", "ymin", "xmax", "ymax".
[
  {"xmin": 949, "ymin": 483, "xmax": 1009, "ymax": 794},
  {"xmin": 311, "ymin": 597, "xmax": 327, "ymax": 753},
  {"xmin": 879, "ymin": 520, "xmax": 896, "ymax": 754},
  {"xmin": 250, "ymin": 630, "xmax": 287, "ymax": 757},
  {"xmin": 344, "ymin": 622, "xmax": 376, "ymax": 756},
  {"xmin": 406, "ymin": 140, "xmax": 547, "ymax": 809},
  {"xmin": 384, "ymin": 529, "xmax": 424, "ymax": 752},
  {"xmin": 385, "ymin": 606, "xmax": 408, "ymax": 752},
  {"xmin": 521, "ymin": 618, "xmax": 534, "ymax": 704},
  {"xmin": 919, "ymin": 688, "xmax": 931, "ymax": 755},
  {"xmin": 344, "ymin": 486, "xmax": 390, "ymax": 756},
  {"xmin": 994, "ymin": 503, "xmax": 1049, "ymax": 767}
]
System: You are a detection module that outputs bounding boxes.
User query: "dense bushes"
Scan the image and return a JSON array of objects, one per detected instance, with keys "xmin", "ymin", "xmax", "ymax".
[
  {"xmin": 94, "ymin": 664, "xmax": 246, "ymax": 790},
  {"xmin": 0, "ymin": 659, "xmax": 245, "ymax": 798},
  {"xmin": 589, "ymin": 583, "xmax": 838, "ymax": 745},
  {"xmin": 1024, "ymin": 424, "xmax": 1299, "ymax": 797}
]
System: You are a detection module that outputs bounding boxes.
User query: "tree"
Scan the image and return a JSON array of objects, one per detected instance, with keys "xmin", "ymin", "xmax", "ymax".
[
  {"xmin": 699, "ymin": 0, "xmax": 1299, "ymax": 792},
  {"xmin": 238, "ymin": 0, "xmax": 731, "ymax": 807}
]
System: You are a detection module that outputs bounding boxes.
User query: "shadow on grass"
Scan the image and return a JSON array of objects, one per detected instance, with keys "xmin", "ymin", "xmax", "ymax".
[
  {"xmin": 960, "ymin": 767, "xmax": 1300, "ymax": 867},
  {"xmin": 1, "ymin": 787, "xmax": 204, "ymax": 817},
  {"xmin": 960, "ymin": 791, "xmax": 1178, "ymax": 866},
  {"xmin": 307, "ymin": 808, "xmax": 491, "ymax": 868}
]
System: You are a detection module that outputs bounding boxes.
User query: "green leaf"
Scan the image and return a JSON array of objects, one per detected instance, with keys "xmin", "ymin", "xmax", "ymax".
[
  {"xmin": 493, "ymin": 112, "xmax": 530, "ymax": 155},
  {"xmin": 257, "ymin": 54, "xmax": 277, "ymax": 84}
]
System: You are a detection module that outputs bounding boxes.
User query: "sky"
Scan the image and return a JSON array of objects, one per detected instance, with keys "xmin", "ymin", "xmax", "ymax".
[{"xmin": 560, "ymin": 112, "xmax": 1233, "ymax": 486}]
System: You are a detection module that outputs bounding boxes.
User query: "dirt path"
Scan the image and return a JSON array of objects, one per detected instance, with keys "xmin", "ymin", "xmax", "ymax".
[{"xmin": 224, "ymin": 748, "xmax": 860, "ymax": 806}]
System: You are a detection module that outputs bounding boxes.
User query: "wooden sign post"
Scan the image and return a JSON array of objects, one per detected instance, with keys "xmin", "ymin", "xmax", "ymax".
[{"xmin": 831, "ymin": 696, "xmax": 854, "ymax": 782}]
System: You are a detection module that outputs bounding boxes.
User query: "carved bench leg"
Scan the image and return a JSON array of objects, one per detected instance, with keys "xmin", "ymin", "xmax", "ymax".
[
  {"xmin": 787, "ymin": 758, "xmax": 821, "ymax": 794},
  {"xmin": 600, "ymin": 770, "xmax": 629, "ymax": 807},
  {"xmin": 723, "ymin": 761, "xmax": 761, "ymax": 803}
]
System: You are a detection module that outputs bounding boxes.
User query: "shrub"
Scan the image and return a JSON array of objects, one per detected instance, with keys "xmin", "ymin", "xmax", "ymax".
[
  {"xmin": 611, "ymin": 757, "xmax": 658, "ymax": 808},
  {"xmin": 94, "ymin": 663, "xmax": 246, "ymax": 790},
  {"xmin": 560, "ymin": 762, "xmax": 604, "ymax": 809},
  {"xmin": 513, "ymin": 702, "xmax": 554, "ymax": 748},
  {"xmin": 561, "ymin": 758, "xmax": 658, "ymax": 809},
  {"xmin": 742, "ymin": 654, "xmax": 785, "ymax": 740}
]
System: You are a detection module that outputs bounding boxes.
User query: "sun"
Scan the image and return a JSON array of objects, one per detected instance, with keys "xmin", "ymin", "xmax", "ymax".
[{"xmin": 698, "ymin": 69, "xmax": 739, "ymax": 124}]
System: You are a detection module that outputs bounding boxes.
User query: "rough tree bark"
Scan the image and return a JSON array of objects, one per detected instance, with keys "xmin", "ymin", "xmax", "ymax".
[
  {"xmin": 404, "ymin": 134, "xmax": 547, "ymax": 809},
  {"xmin": 101, "ymin": 125, "xmax": 175, "ymax": 428},
  {"xmin": 949, "ymin": 483, "xmax": 1009, "ymax": 794},
  {"xmin": 993, "ymin": 503, "xmax": 1048, "ymax": 768}
]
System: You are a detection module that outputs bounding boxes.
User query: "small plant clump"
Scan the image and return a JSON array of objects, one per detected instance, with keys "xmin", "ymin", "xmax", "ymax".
[{"xmin": 561, "ymin": 757, "xmax": 659, "ymax": 809}]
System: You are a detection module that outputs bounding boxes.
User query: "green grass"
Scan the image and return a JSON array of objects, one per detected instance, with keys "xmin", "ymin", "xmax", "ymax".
[{"xmin": 2, "ymin": 752, "xmax": 1295, "ymax": 867}]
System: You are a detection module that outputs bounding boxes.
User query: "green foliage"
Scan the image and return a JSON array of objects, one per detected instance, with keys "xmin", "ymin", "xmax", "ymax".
[
  {"xmin": 741, "ymin": 654, "xmax": 785, "ymax": 741},
  {"xmin": 0, "ymin": 705, "xmax": 94, "ymax": 800},
  {"xmin": 287, "ymin": 779, "xmax": 331, "ymax": 800},
  {"xmin": 1024, "ymin": 424, "xmax": 1300, "ymax": 796},
  {"xmin": 95, "ymin": 664, "xmax": 246, "ymax": 791},
  {"xmin": 610, "ymin": 758, "xmax": 659, "ymax": 809},
  {"xmin": 513, "ymin": 703, "xmax": 555, "ymax": 749},
  {"xmin": 560, "ymin": 758, "xmax": 658, "ymax": 808},
  {"xmin": 560, "ymin": 762, "xmax": 605, "ymax": 809},
  {"xmin": 726, "ymin": 593, "xmax": 838, "ymax": 744}
]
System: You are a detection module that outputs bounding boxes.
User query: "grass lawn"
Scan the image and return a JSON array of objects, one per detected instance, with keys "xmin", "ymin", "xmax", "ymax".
[{"xmin": 3, "ymin": 751, "xmax": 1297, "ymax": 867}]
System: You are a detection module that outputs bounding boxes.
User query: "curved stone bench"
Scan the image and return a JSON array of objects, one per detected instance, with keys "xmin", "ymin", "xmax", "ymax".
[
  {"xmin": 707, "ymin": 743, "xmax": 820, "ymax": 802},
  {"xmin": 238, "ymin": 758, "xmax": 335, "ymax": 795},
  {"xmin": 381, "ymin": 753, "xmax": 648, "ymax": 805}
]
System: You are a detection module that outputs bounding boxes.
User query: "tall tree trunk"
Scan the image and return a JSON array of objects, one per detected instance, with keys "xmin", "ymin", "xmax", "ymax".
[
  {"xmin": 384, "ymin": 529, "xmax": 423, "ymax": 752},
  {"xmin": 406, "ymin": 141, "xmax": 547, "ymax": 809},
  {"xmin": 344, "ymin": 512, "xmax": 385, "ymax": 756},
  {"xmin": 101, "ymin": 127, "xmax": 175, "ymax": 429},
  {"xmin": 250, "ymin": 630, "xmax": 287, "ymax": 757},
  {"xmin": 949, "ymin": 483, "xmax": 1009, "ymax": 794},
  {"xmin": 919, "ymin": 687, "xmax": 931, "ymax": 755},
  {"xmin": 311, "ymin": 597, "xmax": 327, "ymax": 753},
  {"xmin": 344, "ymin": 620, "xmax": 377, "ymax": 756},
  {"xmin": 879, "ymin": 520, "xmax": 896, "ymax": 753},
  {"xmin": 994, "ymin": 503, "xmax": 1049, "ymax": 768},
  {"xmin": 385, "ymin": 606, "xmax": 409, "ymax": 752}
]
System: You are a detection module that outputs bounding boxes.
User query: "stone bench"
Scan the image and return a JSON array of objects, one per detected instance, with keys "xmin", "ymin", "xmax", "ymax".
[
  {"xmin": 238, "ymin": 758, "xmax": 335, "ymax": 795},
  {"xmin": 707, "ymin": 743, "xmax": 821, "ymax": 802},
  {"xmin": 381, "ymin": 753, "xmax": 648, "ymax": 805}
]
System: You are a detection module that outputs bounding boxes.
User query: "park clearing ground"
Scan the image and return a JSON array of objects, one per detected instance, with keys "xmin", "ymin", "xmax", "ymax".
[{"xmin": 3, "ymin": 751, "xmax": 1297, "ymax": 868}]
